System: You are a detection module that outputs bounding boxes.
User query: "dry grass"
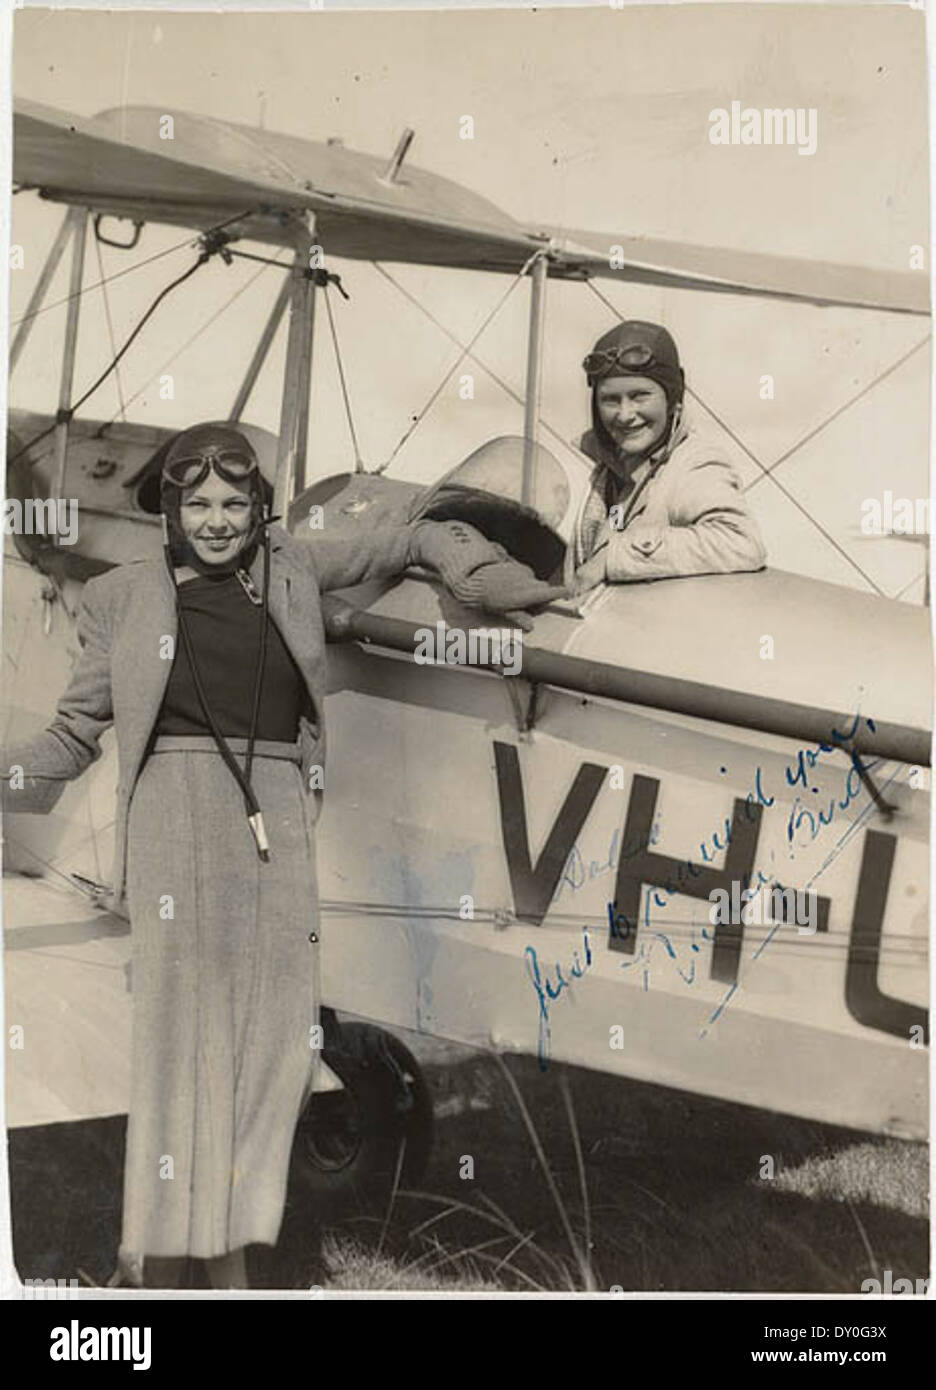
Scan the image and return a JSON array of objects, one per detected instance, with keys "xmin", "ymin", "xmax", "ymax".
[
  {"xmin": 9, "ymin": 1048, "xmax": 929, "ymax": 1294},
  {"xmin": 306, "ymin": 1051, "xmax": 929, "ymax": 1295},
  {"xmin": 771, "ymin": 1140, "xmax": 928, "ymax": 1219},
  {"xmin": 321, "ymin": 1235, "xmax": 503, "ymax": 1292}
]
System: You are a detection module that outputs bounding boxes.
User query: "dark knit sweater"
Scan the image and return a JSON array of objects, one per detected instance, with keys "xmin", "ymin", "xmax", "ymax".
[{"xmin": 157, "ymin": 572, "xmax": 304, "ymax": 741}]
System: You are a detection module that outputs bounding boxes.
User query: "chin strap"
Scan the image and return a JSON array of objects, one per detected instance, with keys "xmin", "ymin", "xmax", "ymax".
[
  {"xmin": 243, "ymin": 528, "xmax": 271, "ymax": 804},
  {"xmin": 162, "ymin": 525, "xmax": 272, "ymax": 863}
]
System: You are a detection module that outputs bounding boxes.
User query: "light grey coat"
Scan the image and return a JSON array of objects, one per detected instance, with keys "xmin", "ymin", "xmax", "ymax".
[
  {"xmin": 1, "ymin": 522, "xmax": 413, "ymax": 910},
  {"xmin": 573, "ymin": 420, "xmax": 767, "ymax": 579}
]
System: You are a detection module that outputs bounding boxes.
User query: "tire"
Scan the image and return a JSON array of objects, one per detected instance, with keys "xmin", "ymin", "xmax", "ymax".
[{"xmin": 290, "ymin": 1017, "xmax": 434, "ymax": 1212}]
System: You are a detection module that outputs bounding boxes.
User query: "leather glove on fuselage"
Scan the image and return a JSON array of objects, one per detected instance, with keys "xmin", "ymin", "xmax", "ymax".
[{"xmin": 407, "ymin": 520, "xmax": 567, "ymax": 628}]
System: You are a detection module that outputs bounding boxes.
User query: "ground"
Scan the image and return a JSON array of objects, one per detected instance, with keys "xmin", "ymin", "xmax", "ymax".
[{"xmin": 8, "ymin": 1037, "xmax": 928, "ymax": 1295}]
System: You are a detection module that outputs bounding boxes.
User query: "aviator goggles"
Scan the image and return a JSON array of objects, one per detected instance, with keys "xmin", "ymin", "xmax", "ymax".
[
  {"xmin": 162, "ymin": 444, "xmax": 260, "ymax": 490},
  {"xmin": 582, "ymin": 343, "xmax": 658, "ymax": 379}
]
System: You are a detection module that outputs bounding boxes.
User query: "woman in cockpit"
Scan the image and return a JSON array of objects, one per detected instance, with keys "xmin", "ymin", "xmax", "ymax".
[{"xmin": 571, "ymin": 320, "xmax": 766, "ymax": 592}]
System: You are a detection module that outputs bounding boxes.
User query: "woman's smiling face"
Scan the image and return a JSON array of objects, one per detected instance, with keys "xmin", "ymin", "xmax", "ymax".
[
  {"xmin": 595, "ymin": 374, "xmax": 669, "ymax": 460},
  {"xmin": 178, "ymin": 471, "xmax": 254, "ymax": 566}
]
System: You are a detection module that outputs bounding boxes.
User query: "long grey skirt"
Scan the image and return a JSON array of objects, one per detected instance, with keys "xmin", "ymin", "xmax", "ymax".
[{"xmin": 119, "ymin": 736, "xmax": 321, "ymax": 1264}]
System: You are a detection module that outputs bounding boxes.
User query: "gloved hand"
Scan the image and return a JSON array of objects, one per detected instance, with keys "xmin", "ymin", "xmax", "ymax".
[
  {"xmin": 407, "ymin": 519, "xmax": 508, "ymax": 605},
  {"xmin": 463, "ymin": 558, "xmax": 569, "ymax": 632},
  {"xmin": 407, "ymin": 519, "xmax": 567, "ymax": 629}
]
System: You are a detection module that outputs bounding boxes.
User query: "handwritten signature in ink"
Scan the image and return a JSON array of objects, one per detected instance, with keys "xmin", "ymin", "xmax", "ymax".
[
  {"xmin": 639, "ymin": 712, "xmax": 878, "ymax": 920},
  {"xmin": 524, "ymin": 929, "xmax": 593, "ymax": 1069},
  {"xmin": 554, "ymin": 821, "xmax": 663, "ymax": 901},
  {"xmin": 618, "ymin": 921, "xmax": 711, "ymax": 992},
  {"xmin": 785, "ymin": 755, "xmax": 881, "ymax": 847}
]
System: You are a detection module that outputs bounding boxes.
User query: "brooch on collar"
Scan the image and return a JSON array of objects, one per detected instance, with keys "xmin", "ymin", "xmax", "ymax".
[{"xmin": 235, "ymin": 569, "xmax": 263, "ymax": 605}]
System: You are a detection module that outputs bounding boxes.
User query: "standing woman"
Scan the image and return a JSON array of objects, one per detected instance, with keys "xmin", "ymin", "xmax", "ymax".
[{"xmin": 2, "ymin": 422, "xmax": 563, "ymax": 1289}]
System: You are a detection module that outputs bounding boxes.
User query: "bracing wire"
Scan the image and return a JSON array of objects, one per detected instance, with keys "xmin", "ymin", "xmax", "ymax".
[
  {"xmin": 747, "ymin": 334, "xmax": 931, "ymax": 490},
  {"xmin": 7, "ymin": 254, "xmax": 210, "ymax": 470},
  {"xmin": 314, "ymin": 896, "xmax": 925, "ymax": 960},
  {"xmin": 8, "ymin": 210, "xmax": 260, "ymax": 470},
  {"xmin": 322, "ymin": 282, "xmax": 365, "ymax": 473},
  {"xmin": 3, "ymin": 829, "xmax": 117, "ymax": 901},
  {"xmin": 10, "ymin": 230, "xmax": 202, "ymax": 332},
  {"xmin": 370, "ymin": 249, "xmax": 545, "ymax": 475},
  {"xmin": 370, "ymin": 259, "xmax": 576, "ymax": 465},
  {"xmin": 585, "ymin": 279, "xmax": 892, "ymax": 599},
  {"xmin": 97, "ymin": 248, "xmax": 286, "ymax": 429},
  {"xmin": 93, "ymin": 233, "xmax": 127, "ymax": 422}
]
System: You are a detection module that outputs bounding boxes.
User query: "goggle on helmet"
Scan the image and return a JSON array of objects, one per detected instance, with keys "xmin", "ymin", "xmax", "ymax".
[{"xmin": 162, "ymin": 440, "xmax": 260, "ymax": 490}]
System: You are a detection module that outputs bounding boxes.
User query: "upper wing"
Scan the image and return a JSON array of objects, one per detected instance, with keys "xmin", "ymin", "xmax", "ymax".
[
  {"xmin": 542, "ymin": 225, "xmax": 931, "ymax": 316},
  {"xmin": 14, "ymin": 100, "xmax": 544, "ymax": 272},
  {"xmin": 14, "ymin": 100, "xmax": 931, "ymax": 312}
]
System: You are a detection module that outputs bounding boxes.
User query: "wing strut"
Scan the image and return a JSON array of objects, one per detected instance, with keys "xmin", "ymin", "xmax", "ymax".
[
  {"xmin": 52, "ymin": 209, "xmax": 89, "ymax": 519},
  {"xmin": 273, "ymin": 212, "xmax": 318, "ymax": 514},
  {"xmin": 8, "ymin": 205, "xmax": 89, "ymax": 530},
  {"xmin": 231, "ymin": 275, "xmax": 291, "ymax": 422},
  {"xmin": 522, "ymin": 250, "xmax": 548, "ymax": 508},
  {"xmin": 9, "ymin": 208, "xmax": 75, "ymax": 371}
]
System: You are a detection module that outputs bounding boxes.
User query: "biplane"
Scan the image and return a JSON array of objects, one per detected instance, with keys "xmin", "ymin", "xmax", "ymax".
[{"xmin": 2, "ymin": 101, "xmax": 931, "ymax": 1204}]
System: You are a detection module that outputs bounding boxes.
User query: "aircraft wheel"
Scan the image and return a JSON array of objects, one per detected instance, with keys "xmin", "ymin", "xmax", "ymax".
[{"xmin": 291, "ymin": 1020, "xmax": 434, "ymax": 1212}]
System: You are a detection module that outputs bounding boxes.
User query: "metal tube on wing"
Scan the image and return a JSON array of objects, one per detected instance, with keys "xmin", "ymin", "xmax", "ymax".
[{"xmin": 320, "ymin": 599, "xmax": 931, "ymax": 768}]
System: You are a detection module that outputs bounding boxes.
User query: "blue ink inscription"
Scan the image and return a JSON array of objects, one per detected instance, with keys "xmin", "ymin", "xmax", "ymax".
[{"xmin": 525, "ymin": 929, "xmax": 594, "ymax": 1069}]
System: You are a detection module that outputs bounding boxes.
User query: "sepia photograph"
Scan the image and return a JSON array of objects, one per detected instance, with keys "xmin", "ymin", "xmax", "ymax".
[{"xmin": 0, "ymin": 0, "xmax": 931, "ymax": 1320}]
